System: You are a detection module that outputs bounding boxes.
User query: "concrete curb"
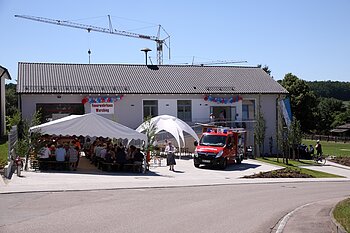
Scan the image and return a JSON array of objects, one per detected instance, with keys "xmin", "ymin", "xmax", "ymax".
[
  {"xmin": 330, "ymin": 203, "xmax": 348, "ymax": 233},
  {"xmin": 1, "ymin": 178, "xmax": 349, "ymax": 195},
  {"xmin": 328, "ymin": 162, "xmax": 350, "ymax": 171},
  {"xmin": 275, "ymin": 202, "xmax": 313, "ymax": 233}
]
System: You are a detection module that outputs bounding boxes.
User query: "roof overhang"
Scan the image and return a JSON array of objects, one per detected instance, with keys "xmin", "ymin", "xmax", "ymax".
[
  {"xmin": 330, "ymin": 128, "xmax": 349, "ymax": 133},
  {"xmin": 0, "ymin": 65, "xmax": 11, "ymax": 80}
]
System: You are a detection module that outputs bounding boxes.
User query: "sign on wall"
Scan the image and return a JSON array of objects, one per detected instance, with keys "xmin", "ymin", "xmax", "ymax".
[{"xmin": 91, "ymin": 103, "xmax": 114, "ymax": 114}]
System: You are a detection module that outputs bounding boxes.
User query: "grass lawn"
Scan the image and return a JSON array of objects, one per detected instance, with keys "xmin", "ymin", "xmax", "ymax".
[
  {"xmin": 333, "ymin": 198, "xmax": 350, "ymax": 233},
  {"xmin": 303, "ymin": 139, "xmax": 350, "ymax": 157},
  {"xmin": 0, "ymin": 137, "xmax": 8, "ymax": 168},
  {"xmin": 256, "ymin": 157, "xmax": 342, "ymax": 178}
]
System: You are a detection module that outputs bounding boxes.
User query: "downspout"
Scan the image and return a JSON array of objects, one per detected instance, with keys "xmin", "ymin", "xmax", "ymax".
[
  {"xmin": 276, "ymin": 94, "xmax": 281, "ymax": 160},
  {"xmin": 0, "ymin": 72, "xmax": 3, "ymax": 137}
]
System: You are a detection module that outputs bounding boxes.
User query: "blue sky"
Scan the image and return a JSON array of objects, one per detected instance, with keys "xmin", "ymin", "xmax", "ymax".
[{"xmin": 1, "ymin": 0, "xmax": 349, "ymax": 83}]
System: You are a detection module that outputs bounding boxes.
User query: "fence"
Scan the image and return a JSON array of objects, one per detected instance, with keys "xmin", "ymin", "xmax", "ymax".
[
  {"xmin": 4, "ymin": 125, "xmax": 18, "ymax": 178},
  {"xmin": 304, "ymin": 134, "xmax": 349, "ymax": 143},
  {"xmin": 8, "ymin": 125, "xmax": 18, "ymax": 160}
]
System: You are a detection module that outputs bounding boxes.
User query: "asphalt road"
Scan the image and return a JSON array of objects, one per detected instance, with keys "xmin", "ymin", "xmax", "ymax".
[{"xmin": 1, "ymin": 181, "xmax": 349, "ymax": 233}]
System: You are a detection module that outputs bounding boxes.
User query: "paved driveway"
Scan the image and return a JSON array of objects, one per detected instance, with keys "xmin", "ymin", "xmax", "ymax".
[{"xmin": 1, "ymin": 158, "xmax": 350, "ymax": 194}]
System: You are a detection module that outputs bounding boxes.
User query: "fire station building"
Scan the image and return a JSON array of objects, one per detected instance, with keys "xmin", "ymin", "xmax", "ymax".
[{"xmin": 17, "ymin": 62, "xmax": 288, "ymax": 154}]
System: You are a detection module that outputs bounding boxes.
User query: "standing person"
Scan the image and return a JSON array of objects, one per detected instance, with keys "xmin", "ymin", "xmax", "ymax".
[
  {"xmin": 315, "ymin": 140, "xmax": 323, "ymax": 158},
  {"xmin": 38, "ymin": 144, "xmax": 50, "ymax": 170},
  {"xmin": 209, "ymin": 113, "xmax": 216, "ymax": 123},
  {"xmin": 38, "ymin": 144, "xmax": 50, "ymax": 160},
  {"xmin": 55, "ymin": 144, "xmax": 66, "ymax": 162},
  {"xmin": 73, "ymin": 139, "xmax": 82, "ymax": 167},
  {"xmin": 219, "ymin": 110, "xmax": 226, "ymax": 126},
  {"xmin": 165, "ymin": 141, "xmax": 177, "ymax": 171},
  {"xmin": 83, "ymin": 138, "xmax": 92, "ymax": 159},
  {"xmin": 67, "ymin": 145, "xmax": 79, "ymax": 171}
]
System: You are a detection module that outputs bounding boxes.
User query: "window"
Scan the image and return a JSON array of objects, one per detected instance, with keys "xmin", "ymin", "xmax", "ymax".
[
  {"xmin": 143, "ymin": 100, "xmax": 158, "ymax": 118},
  {"xmin": 242, "ymin": 105, "xmax": 249, "ymax": 120},
  {"xmin": 36, "ymin": 103, "xmax": 84, "ymax": 123},
  {"xmin": 177, "ymin": 100, "xmax": 192, "ymax": 122},
  {"xmin": 242, "ymin": 100, "xmax": 255, "ymax": 120}
]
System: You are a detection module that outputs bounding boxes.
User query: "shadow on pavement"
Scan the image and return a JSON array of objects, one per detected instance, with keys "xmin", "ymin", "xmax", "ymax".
[{"xmin": 198, "ymin": 162, "xmax": 261, "ymax": 171}]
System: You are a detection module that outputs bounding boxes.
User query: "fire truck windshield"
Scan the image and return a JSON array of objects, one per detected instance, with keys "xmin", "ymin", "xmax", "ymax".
[{"xmin": 199, "ymin": 135, "xmax": 227, "ymax": 147}]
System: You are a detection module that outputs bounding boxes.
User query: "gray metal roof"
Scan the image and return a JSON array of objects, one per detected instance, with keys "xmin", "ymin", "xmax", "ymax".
[
  {"xmin": 17, "ymin": 62, "xmax": 288, "ymax": 94},
  {"xmin": 0, "ymin": 65, "xmax": 11, "ymax": 80}
]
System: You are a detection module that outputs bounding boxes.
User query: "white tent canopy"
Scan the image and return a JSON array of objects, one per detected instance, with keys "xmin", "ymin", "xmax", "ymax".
[
  {"xmin": 29, "ymin": 113, "xmax": 147, "ymax": 142},
  {"xmin": 136, "ymin": 115, "xmax": 199, "ymax": 148}
]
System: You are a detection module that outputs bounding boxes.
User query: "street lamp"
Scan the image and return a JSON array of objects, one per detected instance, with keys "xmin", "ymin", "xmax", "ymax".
[{"xmin": 141, "ymin": 48, "xmax": 152, "ymax": 65}]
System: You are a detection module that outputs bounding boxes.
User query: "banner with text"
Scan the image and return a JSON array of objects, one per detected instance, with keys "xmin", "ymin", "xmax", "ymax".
[{"xmin": 91, "ymin": 103, "xmax": 114, "ymax": 114}]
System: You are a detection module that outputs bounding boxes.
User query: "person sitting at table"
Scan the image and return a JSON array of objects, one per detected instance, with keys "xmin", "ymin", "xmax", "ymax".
[
  {"xmin": 104, "ymin": 144, "xmax": 116, "ymax": 163},
  {"xmin": 126, "ymin": 145, "xmax": 137, "ymax": 162},
  {"xmin": 92, "ymin": 142, "xmax": 103, "ymax": 165},
  {"xmin": 115, "ymin": 145, "xmax": 126, "ymax": 161},
  {"xmin": 49, "ymin": 144, "xmax": 56, "ymax": 161},
  {"xmin": 133, "ymin": 148, "xmax": 144, "ymax": 165},
  {"xmin": 55, "ymin": 144, "xmax": 66, "ymax": 162}
]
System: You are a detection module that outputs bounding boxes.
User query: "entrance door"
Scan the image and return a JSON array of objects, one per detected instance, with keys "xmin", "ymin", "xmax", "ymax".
[{"xmin": 210, "ymin": 106, "xmax": 236, "ymax": 127}]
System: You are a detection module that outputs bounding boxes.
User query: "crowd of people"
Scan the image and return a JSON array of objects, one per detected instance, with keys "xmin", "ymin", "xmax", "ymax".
[
  {"xmin": 86, "ymin": 138, "xmax": 144, "ymax": 169},
  {"xmin": 37, "ymin": 136, "xmax": 145, "ymax": 172},
  {"xmin": 37, "ymin": 137, "xmax": 82, "ymax": 170},
  {"xmin": 36, "ymin": 135, "xmax": 182, "ymax": 172}
]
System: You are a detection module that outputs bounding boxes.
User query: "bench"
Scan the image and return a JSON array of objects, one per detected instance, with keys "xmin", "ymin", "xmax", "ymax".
[
  {"xmin": 123, "ymin": 163, "xmax": 143, "ymax": 173},
  {"xmin": 98, "ymin": 161, "xmax": 121, "ymax": 172},
  {"xmin": 38, "ymin": 160, "xmax": 70, "ymax": 171}
]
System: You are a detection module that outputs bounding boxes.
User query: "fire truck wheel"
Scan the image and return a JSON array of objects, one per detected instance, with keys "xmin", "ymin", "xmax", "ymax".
[
  {"xmin": 220, "ymin": 158, "xmax": 227, "ymax": 169},
  {"xmin": 236, "ymin": 156, "xmax": 242, "ymax": 164}
]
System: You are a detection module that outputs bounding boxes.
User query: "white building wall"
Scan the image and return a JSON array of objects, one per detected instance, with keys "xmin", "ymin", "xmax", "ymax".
[
  {"xmin": 192, "ymin": 98, "xmax": 210, "ymax": 122},
  {"xmin": 259, "ymin": 94, "xmax": 278, "ymax": 154},
  {"xmin": 20, "ymin": 94, "xmax": 83, "ymax": 121},
  {"xmin": 20, "ymin": 93, "xmax": 280, "ymax": 153}
]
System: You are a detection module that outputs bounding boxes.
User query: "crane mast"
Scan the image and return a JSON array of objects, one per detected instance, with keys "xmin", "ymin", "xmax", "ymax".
[{"xmin": 15, "ymin": 14, "xmax": 170, "ymax": 65}]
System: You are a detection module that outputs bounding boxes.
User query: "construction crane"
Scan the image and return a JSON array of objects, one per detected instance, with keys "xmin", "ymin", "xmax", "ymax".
[
  {"xmin": 15, "ymin": 14, "xmax": 170, "ymax": 65},
  {"xmin": 192, "ymin": 59, "xmax": 248, "ymax": 66}
]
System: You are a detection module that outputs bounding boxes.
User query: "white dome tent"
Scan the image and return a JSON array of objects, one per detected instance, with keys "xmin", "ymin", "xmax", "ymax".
[
  {"xmin": 136, "ymin": 115, "xmax": 199, "ymax": 150},
  {"xmin": 30, "ymin": 113, "xmax": 147, "ymax": 142}
]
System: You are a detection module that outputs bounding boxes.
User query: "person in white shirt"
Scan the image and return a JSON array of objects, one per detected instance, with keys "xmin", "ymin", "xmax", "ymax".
[
  {"xmin": 165, "ymin": 141, "xmax": 177, "ymax": 171},
  {"xmin": 39, "ymin": 144, "xmax": 50, "ymax": 159},
  {"xmin": 38, "ymin": 144, "xmax": 51, "ymax": 170}
]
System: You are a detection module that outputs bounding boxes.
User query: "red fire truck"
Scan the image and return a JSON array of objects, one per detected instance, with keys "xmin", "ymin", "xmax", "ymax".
[{"xmin": 193, "ymin": 126, "xmax": 246, "ymax": 169}]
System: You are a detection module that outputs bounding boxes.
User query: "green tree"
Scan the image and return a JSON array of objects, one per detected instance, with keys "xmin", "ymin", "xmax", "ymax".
[
  {"xmin": 280, "ymin": 73, "xmax": 317, "ymax": 132},
  {"xmin": 315, "ymin": 98, "xmax": 345, "ymax": 133},
  {"xmin": 14, "ymin": 110, "xmax": 42, "ymax": 170},
  {"xmin": 6, "ymin": 109, "xmax": 21, "ymax": 133},
  {"xmin": 307, "ymin": 81, "xmax": 350, "ymax": 101},
  {"xmin": 254, "ymin": 101, "xmax": 266, "ymax": 157},
  {"xmin": 331, "ymin": 106, "xmax": 350, "ymax": 128},
  {"xmin": 5, "ymin": 83, "xmax": 18, "ymax": 117},
  {"xmin": 257, "ymin": 64, "xmax": 272, "ymax": 77},
  {"xmin": 139, "ymin": 116, "xmax": 158, "ymax": 152},
  {"xmin": 288, "ymin": 117, "xmax": 303, "ymax": 160}
]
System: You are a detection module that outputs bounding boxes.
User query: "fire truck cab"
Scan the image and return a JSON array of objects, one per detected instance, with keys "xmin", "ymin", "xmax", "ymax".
[{"xmin": 193, "ymin": 126, "xmax": 246, "ymax": 169}]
